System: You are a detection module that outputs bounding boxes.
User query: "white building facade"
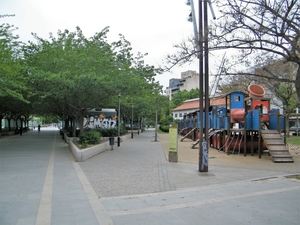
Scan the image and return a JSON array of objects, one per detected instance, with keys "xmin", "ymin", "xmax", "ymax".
[{"xmin": 164, "ymin": 70, "xmax": 201, "ymax": 100}]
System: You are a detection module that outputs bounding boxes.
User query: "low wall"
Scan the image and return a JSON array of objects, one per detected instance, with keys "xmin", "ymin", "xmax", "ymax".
[
  {"xmin": 1, "ymin": 131, "xmax": 15, "ymax": 136},
  {"xmin": 69, "ymin": 140, "xmax": 109, "ymax": 162},
  {"xmin": 67, "ymin": 133, "xmax": 131, "ymax": 162}
]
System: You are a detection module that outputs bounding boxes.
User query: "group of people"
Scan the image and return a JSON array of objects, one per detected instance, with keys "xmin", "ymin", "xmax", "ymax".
[{"xmin": 18, "ymin": 124, "xmax": 41, "ymax": 136}]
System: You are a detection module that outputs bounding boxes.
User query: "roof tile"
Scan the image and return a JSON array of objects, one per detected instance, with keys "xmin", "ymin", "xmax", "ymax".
[{"xmin": 173, "ymin": 98, "xmax": 226, "ymax": 111}]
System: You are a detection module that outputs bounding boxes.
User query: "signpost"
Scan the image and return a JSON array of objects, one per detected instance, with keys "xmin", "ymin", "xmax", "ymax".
[{"xmin": 169, "ymin": 123, "xmax": 178, "ymax": 162}]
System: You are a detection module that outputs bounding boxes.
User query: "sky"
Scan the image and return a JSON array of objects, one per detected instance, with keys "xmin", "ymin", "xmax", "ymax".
[{"xmin": 0, "ymin": 0, "xmax": 219, "ymax": 89}]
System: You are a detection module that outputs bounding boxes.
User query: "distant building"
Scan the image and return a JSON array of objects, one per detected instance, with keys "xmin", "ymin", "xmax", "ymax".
[{"xmin": 164, "ymin": 70, "xmax": 201, "ymax": 100}]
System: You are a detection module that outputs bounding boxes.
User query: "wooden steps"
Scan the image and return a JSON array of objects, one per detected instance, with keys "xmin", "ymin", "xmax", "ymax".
[{"xmin": 261, "ymin": 130, "xmax": 294, "ymax": 163}]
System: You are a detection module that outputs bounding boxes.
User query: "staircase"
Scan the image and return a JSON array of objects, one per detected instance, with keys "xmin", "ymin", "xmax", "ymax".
[
  {"xmin": 181, "ymin": 127, "xmax": 197, "ymax": 142},
  {"xmin": 261, "ymin": 130, "xmax": 294, "ymax": 163}
]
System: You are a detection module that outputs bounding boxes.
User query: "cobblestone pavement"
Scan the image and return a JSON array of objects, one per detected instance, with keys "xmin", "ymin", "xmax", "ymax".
[
  {"xmin": 1, "ymin": 127, "xmax": 299, "ymax": 225},
  {"xmin": 79, "ymin": 131, "xmax": 176, "ymax": 197},
  {"xmin": 80, "ymin": 129, "xmax": 300, "ymax": 197}
]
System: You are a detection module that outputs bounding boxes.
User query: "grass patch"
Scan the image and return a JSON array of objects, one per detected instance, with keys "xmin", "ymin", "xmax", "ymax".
[
  {"xmin": 286, "ymin": 136, "xmax": 300, "ymax": 146},
  {"xmin": 285, "ymin": 175, "xmax": 300, "ymax": 180},
  {"xmin": 157, "ymin": 129, "xmax": 168, "ymax": 134}
]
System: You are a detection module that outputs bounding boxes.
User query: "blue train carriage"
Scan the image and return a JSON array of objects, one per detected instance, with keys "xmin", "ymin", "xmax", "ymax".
[{"xmin": 179, "ymin": 110, "xmax": 198, "ymax": 141}]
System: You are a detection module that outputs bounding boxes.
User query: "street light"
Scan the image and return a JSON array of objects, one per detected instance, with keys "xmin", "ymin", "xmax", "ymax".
[
  {"xmin": 186, "ymin": 0, "xmax": 215, "ymax": 172},
  {"xmin": 118, "ymin": 93, "xmax": 121, "ymax": 147},
  {"xmin": 131, "ymin": 105, "xmax": 134, "ymax": 139},
  {"xmin": 186, "ymin": 0, "xmax": 200, "ymax": 56},
  {"xmin": 155, "ymin": 107, "xmax": 158, "ymax": 142}
]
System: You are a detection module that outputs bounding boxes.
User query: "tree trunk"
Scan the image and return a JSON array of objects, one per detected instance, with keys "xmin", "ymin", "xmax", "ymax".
[
  {"xmin": 296, "ymin": 65, "xmax": 300, "ymax": 101},
  {"xmin": 79, "ymin": 109, "xmax": 87, "ymax": 133},
  {"xmin": 70, "ymin": 117, "xmax": 76, "ymax": 137},
  {"xmin": 0, "ymin": 116, "xmax": 3, "ymax": 133},
  {"xmin": 286, "ymin": 112, "xmax": 290, "ymax": 138},
  {"xmin": 65, "ymin": 117, "xmax": 70, "ymax": 131},
  {"xmin": 7, "ymin": 118, "xmax": 11, "ymax": 131}
]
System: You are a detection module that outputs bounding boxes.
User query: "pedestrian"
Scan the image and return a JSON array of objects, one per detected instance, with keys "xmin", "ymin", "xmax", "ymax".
[
  {"xmin": 19, "ymin": 126, "xmax": 23, "ymax": 136},
  {"xmin": 38, "ymin": 124, "xmax": 41, "ymax": 132}
]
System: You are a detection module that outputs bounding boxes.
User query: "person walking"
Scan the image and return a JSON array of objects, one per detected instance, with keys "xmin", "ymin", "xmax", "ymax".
[{"xmin": 38, "ymin": 124, "xmax": 41, "ymax": 132}]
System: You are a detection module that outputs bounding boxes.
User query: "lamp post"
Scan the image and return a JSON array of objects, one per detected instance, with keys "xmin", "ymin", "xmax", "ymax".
[
  {"xmin": 155, "ymin": 107, "xmax": 158, "ymax": 142},
  {"xmin": 186, "ymin": 0, "xmax": 200, "ymax": 56},
  {"xmin": 118, "ymin": 93, "xmax": 121, "ymax": 147},
  {"xmin": 131, "ymin": 105, "xmax": 134, "ymax": 139},
  {"xmin": 187, "ymin": 0, "xmax": 215, "ymax": 172}
]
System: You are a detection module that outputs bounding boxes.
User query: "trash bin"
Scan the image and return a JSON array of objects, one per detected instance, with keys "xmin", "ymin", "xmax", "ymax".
[{"xmin": 109, "ymin": 137, "xmax": 114, "ymax": 150}]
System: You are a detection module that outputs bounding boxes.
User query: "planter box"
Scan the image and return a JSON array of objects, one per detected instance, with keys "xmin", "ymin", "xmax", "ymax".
[
  {"xmin": 1, "ymin": 131, "xmax": 15, "ymax": 136},
  {"xmin": 67, "ymin": 133, "xmax": 132, "ymax": 162},
  {"xmin": 69, "ymin": 140, "xmax": 109, "ymax": 162}
]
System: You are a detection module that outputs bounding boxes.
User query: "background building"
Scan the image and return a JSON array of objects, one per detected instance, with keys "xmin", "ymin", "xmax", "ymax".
[{"xmin": 164, "ymin": 70, "xmax": 200, "ymax": 100}]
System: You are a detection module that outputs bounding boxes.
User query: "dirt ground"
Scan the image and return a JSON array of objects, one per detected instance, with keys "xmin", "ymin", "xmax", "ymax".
[{"xmin": 158, "ymin": 132, "xmax": 300, "ymax": 173}]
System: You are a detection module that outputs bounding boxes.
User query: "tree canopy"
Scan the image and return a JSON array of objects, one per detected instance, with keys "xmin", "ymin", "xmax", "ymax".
[
  {"xmin": 1, "ymin": 24, "xmax": 165, "ymax": 134},
  {"xmin": 171, "ymin": 88, "xmax": 199, "ymax": 109},
  {"xmin": 0, "ymin": 23, "xmax": 27, "ymax": 101},
  {"xmin": 166, "ymin": 0, "xmax": 300, "ymax": 100}
]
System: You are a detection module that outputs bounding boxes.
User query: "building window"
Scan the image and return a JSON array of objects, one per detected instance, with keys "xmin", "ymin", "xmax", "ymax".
[
  {"xmin": 174, "ymin": 114, "xmax": 178, "ymax": 118},
  {"xmin": 234, "ymin": 96, "xmax": 240, "ymax": 101},
  {"xmin": 179, "ymin": 113, "xmax": 182, "ymax": 117}
]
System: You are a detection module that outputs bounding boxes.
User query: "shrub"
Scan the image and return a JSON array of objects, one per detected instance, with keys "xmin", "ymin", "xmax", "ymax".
[
  {"xmin": 95, "ymin": 127, "xmax": 125, "ymax": 137},
  {"xmin": 96, "ymin": 128, "xmax": 122, "ymax": 137},
  {"xmin": 79, "ymin": 130, "xmax": 101, "ymax": 148},
  {"xmin": 159, "ymin": 125, "xmax": 170, "ymax": 133}
]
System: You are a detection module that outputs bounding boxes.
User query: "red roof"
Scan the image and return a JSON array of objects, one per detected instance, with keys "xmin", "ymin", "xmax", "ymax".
[{"xmin": 173, "ymin": 98, "xmax": 226, "ymax": 111}]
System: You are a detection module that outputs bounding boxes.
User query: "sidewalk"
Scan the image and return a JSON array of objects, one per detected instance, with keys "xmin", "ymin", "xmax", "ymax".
[{"xmin": 0, "ymin": 128, "xmax": 299, "ymax": 225}]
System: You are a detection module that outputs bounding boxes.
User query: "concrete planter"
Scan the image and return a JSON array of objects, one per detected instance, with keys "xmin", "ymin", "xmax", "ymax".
[
  {"xmin": 69, "ymin": 140, "xmax": 109, "ymax": 162},
  {"xmin": 1, "ymin": 131, "xmax": 15, "ymax": 136},
  {"xmin": 67, "ymin": 133, "xmax": 132, "ymax": 162}
]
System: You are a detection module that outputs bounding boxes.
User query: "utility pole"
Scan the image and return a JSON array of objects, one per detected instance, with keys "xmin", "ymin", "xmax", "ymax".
[{"xmin": 187, "ymin": 0, "xmax": 215, "ymax": 172}]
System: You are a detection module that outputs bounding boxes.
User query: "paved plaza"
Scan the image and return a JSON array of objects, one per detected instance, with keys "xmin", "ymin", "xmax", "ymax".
[{"xmin": 0, "ymin": 127, "xmax": 299, "ymax": 224}]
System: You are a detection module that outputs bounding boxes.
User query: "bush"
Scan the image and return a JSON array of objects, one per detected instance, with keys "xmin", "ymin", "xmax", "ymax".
[
  {"xmin": 95, "ymin": 127, "xmax": 125, "ymax": 137},
  {"xmin": 95, "ymin": 128, "xmax": 117, "ymax": 137},
  {"xmin": 79, "ymin": 130, "xmax": 101, "ymax": 147},
  {"xmin": 159, "ymin": 125, "xmax": 170, "ymax": 133}
]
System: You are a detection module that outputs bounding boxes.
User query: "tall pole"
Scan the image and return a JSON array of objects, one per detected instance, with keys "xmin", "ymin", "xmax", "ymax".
[
  {"xmin": 198, "ymin": 0, "xmax": 208, "ymax": 172},
  {"xmin": 155, "ymin": 108, "xmax": 158, "ymax": 141},
  {"xmin": 131, "ymin": 105, "xmax": 133, "ymax": 139},
  {"xmin": 198, "ymin": 0, "xmax": 204, "ymax": 172},
  {"xmin": 189, "ymin": 0, "xmax": 200, "ymax": 55},
  {"xmin": 118, "ymin": 93, "xmax": 121, "ymax": 147},
  {"xmin": 204, "ymin": 0, "xmax": 209, "ymax": 172}
]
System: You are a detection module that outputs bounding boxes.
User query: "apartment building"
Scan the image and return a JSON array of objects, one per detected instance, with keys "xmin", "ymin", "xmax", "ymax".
[{"xmin": 164, "ymin": 70, "xmax": 200, "ymax": 100}]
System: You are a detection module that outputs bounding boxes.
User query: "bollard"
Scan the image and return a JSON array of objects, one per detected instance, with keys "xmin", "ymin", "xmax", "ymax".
[
  {"xmin": 117, "ymin": 137, "xmax": 120, "ymax": 147},
  {"xmin": 109, "ymin": 137, "xmax": 115, "ymax": 150}
]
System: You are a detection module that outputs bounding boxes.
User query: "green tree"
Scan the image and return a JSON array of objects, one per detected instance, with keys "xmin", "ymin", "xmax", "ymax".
[
  {"xmin": 167, "ymin": 0, "xmax": 300, "ymax": 100},
  {"xmin": 24, "ymin": 27, "xmax": 119, "ymax": 135},
  {"xmin": 171, "ymin": 88, "xmax": 200, "ymax": 109},
  {"xmin": 23, "ymin": 27, "xmax": 162, "ymax": 135},
  {"xmin": 0, "ymin": 23, "xmax": 27, "ymax": 101}
]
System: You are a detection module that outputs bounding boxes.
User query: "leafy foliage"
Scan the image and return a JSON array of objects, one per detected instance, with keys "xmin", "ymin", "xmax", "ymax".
[
  {"xmin": 171, "ymin": 88, "xmax": 200, "ymax": 109},
  {"xmin": 79, "ymin": 129, "xmax": 101, "ymax": 147},
  {"xmin": 159, "ymin": 124, "xmax": 170, "ymax": 133},
  {"xmin": 167, "ymin": 0, "xmax": 300, "ymax": 100},
  {"xmin": 95, "ymin": 127, "xmax": 126, "ymax": 137},
  {"xmin": 1, "ymin": 23, "xmax": 168, "ymax": 132},
  {"xmin": 0, "ymin": 23, "xmax": 27, "ymax": 101}
]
